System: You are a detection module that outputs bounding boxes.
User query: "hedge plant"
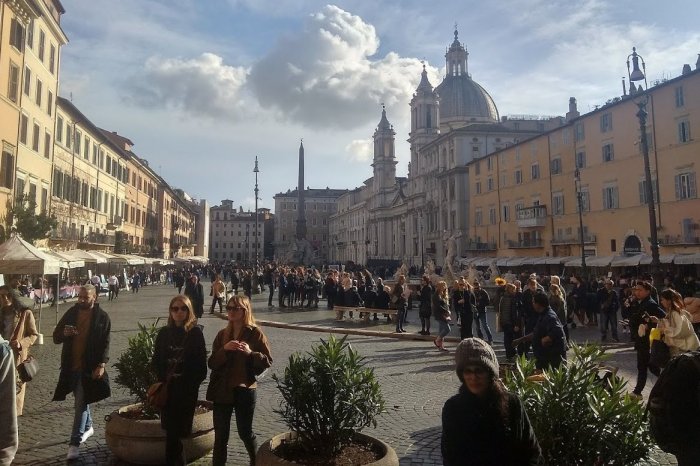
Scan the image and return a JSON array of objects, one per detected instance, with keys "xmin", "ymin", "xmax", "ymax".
[{"xmin": 504, "ymin": 344, "xmax": 652, "ymax": 466}]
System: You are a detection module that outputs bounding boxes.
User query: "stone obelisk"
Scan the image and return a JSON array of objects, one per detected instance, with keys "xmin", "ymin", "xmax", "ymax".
[{"xmin": 296, "ymin": 140, "xmax": 307, "ymax": 240}]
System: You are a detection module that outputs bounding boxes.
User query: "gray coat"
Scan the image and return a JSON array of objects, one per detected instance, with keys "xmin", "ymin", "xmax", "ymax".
[{"xmin": 0, "ymin": 336, "xmax": 17, "ymax": 466}]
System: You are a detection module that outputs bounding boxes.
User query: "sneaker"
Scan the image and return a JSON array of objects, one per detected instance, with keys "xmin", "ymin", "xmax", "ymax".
[
  {"xmin": 81, "ymin": 426, "xmax": 94, "ymax": 444},
  {"xmin": 401, "ymin": 329, "xmax": 408, "ymax": 333},
  {"xmin": 67, "ymin": 445, "xmax": 80, "ymax": 460}
]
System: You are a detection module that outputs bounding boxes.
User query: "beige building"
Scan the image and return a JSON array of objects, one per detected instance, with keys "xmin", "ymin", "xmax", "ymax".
[
  {"xmin": 14, "ymin": 0, "xmax": 67, "ymax": 221},
  {"xmin": 209, "ymin": 200, "xmax": 272, "ymax": 263},
  {"xmin": 50, "ymin": 97, "xmax": 127, "ymax": 250},
  {"xmin": 468, "ymin": 63, "xmax": 700, "ymax": 261}
]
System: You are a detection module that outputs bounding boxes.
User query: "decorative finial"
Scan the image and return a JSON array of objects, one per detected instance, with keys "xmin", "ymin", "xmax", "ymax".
[{"xmin": 454, "ymin": 22, "xmax": 458, "ymax": 40}]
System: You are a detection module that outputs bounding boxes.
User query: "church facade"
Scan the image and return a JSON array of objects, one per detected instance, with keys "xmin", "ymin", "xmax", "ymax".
[{"xmin": 329, "ymin": 29, "xmax": 565, "ymax": 267}]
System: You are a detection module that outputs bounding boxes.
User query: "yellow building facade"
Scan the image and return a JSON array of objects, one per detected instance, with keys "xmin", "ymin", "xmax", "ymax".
[{"xmin": 468, "ymin": 67, "xmax": 700, "ymax": 260}]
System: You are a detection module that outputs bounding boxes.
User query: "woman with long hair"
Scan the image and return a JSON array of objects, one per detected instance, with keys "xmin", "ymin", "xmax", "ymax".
[
  {"xmin": 442, "ymin": 338, "xmax": 541, "ymax": 465},
  {"xmin": 207, "ymin": 295, "xmax": 272, "ymax": 466},
  {"xmin": 418, "ymin": 276, "xmax": 433, "ymax": 335},
  {"xmin": 453, "ymin": 279, "xmax": 476, "ymax": 340},
  {"xmin": 433, "ymin": 280, "xmax": 451, "ymax": 351},
  {"xmin": 0, "ymin": 285, "xmax": 38, "ymax": 416},
  {"xmin": 549, "ymin": 283, "xmax": 569, "ymax": 343},
  {"xmin": 650, "ymin": 289, "xmax": 700, "ymax": 357},
  {"xmin": 151, "ymin": 295, "xmax": 207, "ymax": 465}
]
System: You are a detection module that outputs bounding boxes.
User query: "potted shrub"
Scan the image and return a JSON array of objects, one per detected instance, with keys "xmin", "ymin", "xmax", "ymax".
[
  {"xmin": 257, "ymin": 335, "xmax": 398, "ymax": 465},
  {"xmin": 504, "ymin": 344, "xmax": 652, "ymax": 466},
  {"xmin": 105, "ymin": 321, "xmax": 214, "ymax": 464}
]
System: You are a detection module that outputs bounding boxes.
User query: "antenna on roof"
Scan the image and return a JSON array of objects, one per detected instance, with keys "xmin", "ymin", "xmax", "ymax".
[{"xmin": 70, "ymin": 92, "xmax": 73, "ymax": 102}]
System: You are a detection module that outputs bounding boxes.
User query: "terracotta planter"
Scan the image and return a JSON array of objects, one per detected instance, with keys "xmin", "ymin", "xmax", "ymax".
[
  {"xmin": 256, "ymin": 431, "xmax": 399, "ymax": 466},
  {"xmin": 105, "ymin": 402, "xmax": 214, "ymax": 465}
]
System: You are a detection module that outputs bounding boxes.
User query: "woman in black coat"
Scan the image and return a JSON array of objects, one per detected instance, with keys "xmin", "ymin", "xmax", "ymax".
[
  {"xmin": 418, "ymin": 276, "xmax": 433, "ymax": 335},
  {"xmin": 453, "ymin": 279, "xmax": 476, "ymax": 340},
  {"xmin": 152, "ymin": 295, "xmax": 207, "ymax": 466}
]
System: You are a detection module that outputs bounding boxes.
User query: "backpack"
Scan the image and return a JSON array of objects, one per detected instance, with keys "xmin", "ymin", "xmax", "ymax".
[{"xmin": 647, "ymin": 350, "xmax": 700, "ymax": 454}]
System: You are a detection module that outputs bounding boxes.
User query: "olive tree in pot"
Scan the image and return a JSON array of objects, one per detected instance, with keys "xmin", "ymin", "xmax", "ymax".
[
  {"xmin": 106, "ymin": 320, "xmax": 214, "ymax": 465},
  {"xmin": 257, "ymin": 334, "xmax": 398, "ymax": 465},
  {"xmin": 504, "ymin": 344, "xmax": 652, "ymax": 466}
]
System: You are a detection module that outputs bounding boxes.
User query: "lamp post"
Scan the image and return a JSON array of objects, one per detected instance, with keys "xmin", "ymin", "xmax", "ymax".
[
  {"xmin": 574, "ymin": 168, "xmax": 587, "ymax": 275},
  {"xmin": 252, "ymin": 157, "xmax": 260, "ymax": 293},
  {"xmin": 627, "ymin": 47, "xmax": 661, "ymax": 277}
]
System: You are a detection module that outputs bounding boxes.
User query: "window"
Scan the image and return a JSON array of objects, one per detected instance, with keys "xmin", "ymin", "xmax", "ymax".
[
  {"xmin": 675, "ymin": 172, "xmax": 697, "ymax": 200},
  {"xmin": 475, "ymin": 181, "xmax": 481, "ymax": 194},
  {"xmin": 487, "ymin": 157, "xmax": 493, "ymax": 171},
  {"xmin": 675, "ymin": 86, "xmax": 684, "ymax": 107},
  {"xmin": 56, "ymin": 116, "xmax": 63, "ymax": 142},
  {"xmin": 602, "ymin": 143, "xmax": 614, "ymax": 162},
  {"xmin": 575, "ymin": 151, "xmax": 586, "ymax": 169},
  {"xmin": 515, "ymin": 170, "xmax": 522, "ymax": 184},
  {"xmin": 475, "ymin": 209, "xmax": 483, "ymax": 226},
  {"xmin": 23, "ymin": 67, "xmax": 31, "ymax": 96},
  {"xmin": 531, "ymin": 163, "xmax": 540, "ymax": 180},
  {"xmin": 487, "ymin": 177, "xmax": 494, "ymax": 191},
  {"xmin": 15, "ymin": 177, "xmax": 25, "ymax": 204},
  {"xmin": 54, "ymin": 169, "xmax": 64, "ymax": 197},
  {"xmin": 602, "ymin": 186, "xmax": 619, "ymax": 210},
  {"xmin": 9, "ymin": 19, "xmax": 24, "ymax": 51},
  {"xmin": 65, "ymin": 123, "xmax": 71, "ymax": 149},
  {"xmin": 574, "ymin": 122, "xmax": 585, "ymax": 142},
  {"xmin": 576, "ymin": 189, "xmax": 590, "ymax": 212},
  {"xmin": 600, "ymin": 113, "xmax": 613, "ymax": 133},
  {"xmin": 19, "ymin": 114, "xmax": 28, "ymax": 145},
  {"xmin": 44, "ymin": 131, "xmax": 51, "ymax": 158},
  {"xmin": 550, "ymin": 158, "xmax": 561, "ymax": 175},
  {"xmin": 32, "ymin": 123, "xmax": 40, "ymax": 151},
  {"xmin": 75, "ymin": 130, "xmax": 82, "ymax": 156},
  {"xmin": 38, "ymin": 30, "xmax": 45, "ymax": 62},
  {"xmin": 678, "ymin": 120, "xmax": 691, "ymax": 143},
  {"xmin": 35, "ymin": 79, "xmax": 42, "ymax": 107},
  {"xmin": 489, "ymin": 207, "xmax": 497, "ymax": 225},
  {"xmin": 474, "ymin": 162, "xmax": 480, "ymax": 175},
  {"xmin": 638, "ymin": 178, "xmax": 658, "ymax": 204},
  {"xmin": 26, "ymin": 19, "xmax": 34, "ymax": 49},
  {"xmin": 47, "ymin": 90, "xmax": 53, "ymax": 116},
  {"xmin": 49, "ymin": 44, "xmax": 56, "ymax": 74},
  {"xmin": 0, "ymin": 148, "xmax": 15, "ymax": 189},
  {"xmin": 8, "ymin": 63, "xmax": 20, "ymax": 103},
  {"xmin": 552, "ymin": 192, "xmax": 564, "ymax": 216},
  {"xmin": 84, "ymin": 137, "xmax": 90, "ymax": 160},
  {"xmin": 502, "ymin": 204, "xmax": 510, "ymax": 222}
]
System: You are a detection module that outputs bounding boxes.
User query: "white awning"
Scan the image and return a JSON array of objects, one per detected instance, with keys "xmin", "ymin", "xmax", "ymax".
[
  {"xmin": 62, "ymin": 249, "xmax": 107, "ymax": 264},
  {"xmin": 611, "ymin": 254, "xmax": 643, "ymax": 267},
  {"xmin": 674, "ymin": 253, "xmax": 700, "ymax": 265},
  {"xmin": 586, "ymin": 256, "xmax": 615, "ymax": 267},
  {"xmin": 112, "ymin": 254, "xmax": 146, "ymax": 265},
  {"xmin": 638, "ymin": 254, "xmax": 676, "ymax": 265},
  {"xmin": 44, "ymin": 251, "xmax": 85, "ymax": 269}
]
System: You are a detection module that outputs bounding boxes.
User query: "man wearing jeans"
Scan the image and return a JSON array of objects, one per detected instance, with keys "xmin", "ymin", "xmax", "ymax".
[
  {"xmin": 599, "ymin": 280, "xmax": 620, "ymax": 342},
  {"xmin": 53, "ymin": 284, "xmax": 111, "ymax": 460},
  {"xmin": 473, "ymin": 281, "xmax": 493, "ymax": 344}
]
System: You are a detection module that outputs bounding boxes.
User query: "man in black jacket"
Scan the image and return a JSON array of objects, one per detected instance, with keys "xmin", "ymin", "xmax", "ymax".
[
  {"xmin": 53, "ymin": 284, "xmax": 111, "ymax": 461},
  {"xmin": 629, "ymin": 280, "xmax": 666, "ymax": 398},
  {"xmin": 184, "ymin": 274, "xmax": 205, "ymax": 319}
]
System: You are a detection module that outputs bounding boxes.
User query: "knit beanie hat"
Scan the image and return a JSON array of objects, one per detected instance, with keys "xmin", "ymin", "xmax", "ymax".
[{"xmin": 455, "ymin": 338, "xmax": 499, "ymax": 381}]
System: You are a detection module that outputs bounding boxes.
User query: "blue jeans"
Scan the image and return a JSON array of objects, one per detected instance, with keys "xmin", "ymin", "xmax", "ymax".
[
  {"xmin": 474, "ymin": 311, "xmax": 493, "ymax": 342},
  {"xmin": 600, "ymin": 311, "xmax": 618, "ymax": 340},
  {"xmin": 438, "ymin": 320, "xmax": 451, "ymax": 339},
  {"xmin": 395, "ymin": 303, "xmax": 407, "ymax": 332},
  {"xmin": 69, "ymin": 372, "xmax": 92, "ymax": 446}
]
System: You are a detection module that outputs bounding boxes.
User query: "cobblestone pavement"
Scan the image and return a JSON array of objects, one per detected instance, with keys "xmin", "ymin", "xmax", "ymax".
[{"xmin": 14, "ymin": 283, "xmax": 677, "ymax": 465}]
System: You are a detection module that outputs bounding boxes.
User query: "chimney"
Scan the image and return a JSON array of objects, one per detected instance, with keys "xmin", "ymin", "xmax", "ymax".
[{"xmin": 682, "ymin": 64, "xmax": 692, "ymax": 75}]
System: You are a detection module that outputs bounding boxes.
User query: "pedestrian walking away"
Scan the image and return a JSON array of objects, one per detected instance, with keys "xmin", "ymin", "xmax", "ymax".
[
  {"xmin": 207, "ymin": 295, "xmax": 272, "ymax": 466},
  {"xmin": 52, "ymin": 284, "xmax": 111, "ymax": 461},
  {"xmin": 152, "ymin": 295, "xmax": 207, "ymax": 466},
  {"xmin": 433, "ymin": 280, "xmax": 451, "ymax": 351}
]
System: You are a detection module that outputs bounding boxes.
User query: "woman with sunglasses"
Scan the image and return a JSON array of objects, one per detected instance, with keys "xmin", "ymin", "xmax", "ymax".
[
  {"xmin": 442, "ymin": 338, "xmax": 541, "ymax": 465},
  {"xmin": 207, "ymin": 295, "xmax": 272, "ymax": 466},
  {"xmin": 152, "ymin": 295, "xmax": 207, "ymax": 465}
]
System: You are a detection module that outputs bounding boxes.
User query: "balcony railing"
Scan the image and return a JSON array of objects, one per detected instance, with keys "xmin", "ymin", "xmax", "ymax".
[
  {"xmin": 551, "ymin": 234, "xmax": 597, "ymax": 245},
  {"xmin": 464, "ymin": 241, "xmax": 497, "ymax": 251},
  {"xmin": 506, "ymin": 239, "xmax": 544, "ymax": 249},
  {"xmin": 53, "ymin": 228, "xmax": 116, "ymax": 246},
  {"xmin": 516, "ymin": 205, "xmax": 547, "ymax": 228},
  {"xmin": 658, "ymin": 235, "xmax": 700, "ymax": 246}
]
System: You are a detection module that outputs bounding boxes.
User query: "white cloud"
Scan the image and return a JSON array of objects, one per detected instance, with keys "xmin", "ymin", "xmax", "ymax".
[
  {"xmin": 249, "ymin": 4, "xmax": 439, "ymax": 129},
  {"xmin": 345, "ymin": 139, "xmax": 373, "ymax": 162},
  {"xmin": 122, "ymin": 53, "xmax": 249, "ymax": 119}
]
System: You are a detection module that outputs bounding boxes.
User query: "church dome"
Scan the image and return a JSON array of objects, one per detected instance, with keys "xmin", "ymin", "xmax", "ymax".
[{"xmin": 435, "ymin": 28, "xmax": 499, "ymax": 125}]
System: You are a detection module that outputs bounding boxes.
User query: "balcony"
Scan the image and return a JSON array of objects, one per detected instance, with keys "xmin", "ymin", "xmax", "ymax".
[
  {"xmin": 464, "ymin": 241, "xmax": 497, "ymax": 251},
  {"xmin": 516, "ymin": 205, "xmax": 547, "ymax": 228},
  {"xmin": 658, "ymin": 235, "xmax": 700, "ymax": 246},
  {"xmin": 52, "ymin": 228, "xmax": 116, "ymax": 246},
  {"xmin": 551, "ymin": 234, "xmax": 597, "ymax": 245},
  {"xmin": 506, "ymin": 239, "xmax": 544, "ymax": 249},
  {"xmin": 107, "ymin": 216, "xmax": 123, "ymax": 230}
]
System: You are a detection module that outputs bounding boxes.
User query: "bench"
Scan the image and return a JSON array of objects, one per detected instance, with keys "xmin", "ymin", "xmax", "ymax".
[{"xmin": 333, "ymin": 306, "xmax": 398, "ymax": 322}]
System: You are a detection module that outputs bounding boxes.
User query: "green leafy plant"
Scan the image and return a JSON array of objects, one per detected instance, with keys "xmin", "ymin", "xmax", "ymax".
[
  {"xmin": 114, "ymin": 320, "xmax": 162, "ymax": 417},
  {"xmin": 1, "ymin": 195, "xmax": 57, "ymax": 243},
  {"xmin": 504, "ymin": 344, "xmax": 652, "ymax": 466},
  {"xmin": 272, "ymin": 334, "xmax": 385, "ymax": 458}
]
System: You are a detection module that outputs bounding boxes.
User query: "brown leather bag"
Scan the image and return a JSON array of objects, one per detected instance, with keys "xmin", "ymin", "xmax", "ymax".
[{"xmin": 12, "ymin": 310, "xmax": 38, "ymax": 383}]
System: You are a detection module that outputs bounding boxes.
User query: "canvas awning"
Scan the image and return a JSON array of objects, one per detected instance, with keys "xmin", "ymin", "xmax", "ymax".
[
  {"xmin": 189, "ymin": 256, "xmax": 209, "ymax": 264},
  {"xmin": 638, "ymin": 254, "xmax": 676, "ymax": 265},
  {"xmin": 674, "ymin": 253, "xmax": 700, "ymax": 265},
  {"xmin": 44, "ymin": 251, "xmax": 85, "ymax": 269},
  {"xmin": 611, "ymin": 254, "xmax": 644, "ymax": 267},
  {"xmin": 496, "ymin": 257, "xmax": 512, "ymax": 267},
  {"xmin": 586, "ymin": 256, "xmax": 615, "ymax": 267},
  {"xmin": 112, "ymin": 254, "xmax": 146, "ymax": 265},
  {"xmin": 0, "ymin": 235, "xmax": 60, "ymax": 275}
]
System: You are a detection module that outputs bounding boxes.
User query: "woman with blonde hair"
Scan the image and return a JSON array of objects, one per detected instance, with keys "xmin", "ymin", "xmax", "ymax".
[
  {"xmin": 152, "ymin": 295, "xmax": 207, "ymax": 465},
  {"xmin": 207, "ymin": 295, "xmax": 272, "ymax": 466},
  {"xmin": 549, "ymin": 283, "xmax": 569, "ymax": 343},
  {"xmin": 433, "ymin": 280, "xmax": 451, "ymax": 351},
  {"xmin": 650, "ymin": 289, "xmax": 700, "ymax": 357}
]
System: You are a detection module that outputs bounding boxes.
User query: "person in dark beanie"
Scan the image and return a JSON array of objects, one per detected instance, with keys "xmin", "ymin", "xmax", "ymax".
[
  {"xmin": 513, "ymin": 292, "xmax": 567, "ymax": 370},
  {"xmin": 442, "ymin": 338, "xmax": 541, "ymax": 466}
]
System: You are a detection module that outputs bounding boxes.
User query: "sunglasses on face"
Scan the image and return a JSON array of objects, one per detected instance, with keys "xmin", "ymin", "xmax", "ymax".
[
  {"xmin": 170, "ymin": 305, "xmax": 189, "ymax": 312},
  {"xmin": 462, "ymin": 366, "xmax": 489, "ymax": 376},
  {"xmin": 226, "ymin": 306, "xmax": 245, "ymax": 312}
]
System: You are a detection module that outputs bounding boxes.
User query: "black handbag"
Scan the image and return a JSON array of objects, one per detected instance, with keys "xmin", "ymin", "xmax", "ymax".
[
  {"xmin": 17, "ymin": 355, "xmax": 38, "ymax": 382},
  {"xmin": 650, "ymin": 337, "xmax": 671, "ymax": 370}
]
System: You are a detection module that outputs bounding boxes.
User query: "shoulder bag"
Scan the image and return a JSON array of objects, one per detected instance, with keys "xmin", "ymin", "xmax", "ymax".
[
  {"xmin": 147, "ymin": 330, "xmax": 188, "ymax": 409},
  {"xmin": 12, "ymin": 310, "xmax": 38, "ymax": 383}
]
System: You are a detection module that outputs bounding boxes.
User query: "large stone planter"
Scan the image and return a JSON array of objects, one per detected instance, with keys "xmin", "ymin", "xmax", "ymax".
[
  {"xmin": 105, "ymin": 402, "xmax": 214, "ymax": 465},
  {"xmin": 256, "ymin": 431, "xmax": 399, "ymax": 466}
]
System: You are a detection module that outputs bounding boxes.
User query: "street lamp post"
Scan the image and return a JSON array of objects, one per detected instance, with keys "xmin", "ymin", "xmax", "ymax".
[
  {"xmin": 252, "ymin": 157, "xmax": 260, "ymax": 294},
  {"xmin": 574, "ymin": 168, "xmax": 587, "ymax": 275},
  {"xmin": 627, "ymin": 47, "xmax": 661, "ymax": 278}
]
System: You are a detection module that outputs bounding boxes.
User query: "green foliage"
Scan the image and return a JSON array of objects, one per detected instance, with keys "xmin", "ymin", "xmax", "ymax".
[
  {"xmin": 504, "ymin": 344, "xmax": 652, "ymax": 466},
  {"xmin": 2, "ymin": 196, "xmax": 57, "ymax": 244},
  {"xmin": 272, "ymin": 335, "xmax": 385, "ymax": 458},
  {"xmin": 114, "ymin": 320, "xmax": 162, "ymax": 416}
]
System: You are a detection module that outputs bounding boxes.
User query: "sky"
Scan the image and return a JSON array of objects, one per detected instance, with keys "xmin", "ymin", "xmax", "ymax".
[{"xmin": 58, "ymin": 0, "xmax": 700, "ymax": 212}]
